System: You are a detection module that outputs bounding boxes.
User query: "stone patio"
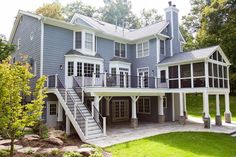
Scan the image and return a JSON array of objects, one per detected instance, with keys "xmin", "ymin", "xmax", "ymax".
[{"xmin": 87, "ymin": 117, "xmax": 236, "ymax": 147}]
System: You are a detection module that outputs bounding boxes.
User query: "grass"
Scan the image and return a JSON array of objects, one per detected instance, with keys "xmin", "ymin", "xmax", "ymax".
[
  {"xmin": 106, "ymin": 132, "xmax": 236, "ymax": 157},
  {"xmin": 186, "ymin": 94, "xmax": 236, "ymax": 122}
]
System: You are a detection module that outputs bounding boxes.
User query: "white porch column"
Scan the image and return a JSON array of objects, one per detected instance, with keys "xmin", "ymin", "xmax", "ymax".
[
  {"xmin": 94, "ymin": 96, "xmax": 99, "ymax": 111},
  {"xmin": 131, "ymin": 96, "xmax": 139, "ymax": 128},
  {"xmin": 158, "ymin": 95, "xmax": 165, "ymax": 123},
  {"xmin": 105, "ymin": 96, "xmax": 112, "ymax": 116},
  {"xmin": 224, "ymin": 93, "xmax": 231, "ymax": 123},
  {"xmin": 203, "ymin": 91, "xmax": 211, "ymax": 128},
  {"xmin": 183, "ymin": 93, "xmax": 188, "ymax": 119},
  {"xmin": 66, "ymin": 115, "xmax": 71, "ymax": 135},
  {"xmin": 215, "ymin": 94, "xmax": 222, "ymax": 126},
  {"xmin": 179, "ymin": 92, "xmax": 185, "ymax": 124}
]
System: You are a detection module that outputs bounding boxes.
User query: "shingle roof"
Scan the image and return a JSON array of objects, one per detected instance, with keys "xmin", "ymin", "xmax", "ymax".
[
  {"xmin": 110, "ymin": 57, "xmax": 131, "ymax": 63},
  {"xmin": 74, "ymin": 14, "xmax": 169, "ymax": 40},
  {"xmin": 158, "ymin": 45, "xmax": 219, "ymax": 65},
  {"xmin": 65, "ymin": 49, "xmax": 103, "ymax": 59}
]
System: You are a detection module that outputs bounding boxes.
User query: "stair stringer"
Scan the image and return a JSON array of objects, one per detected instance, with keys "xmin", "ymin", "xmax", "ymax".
[{"xmin": 47, "ymin": 88, "xmax": 87, "ymax": 142}]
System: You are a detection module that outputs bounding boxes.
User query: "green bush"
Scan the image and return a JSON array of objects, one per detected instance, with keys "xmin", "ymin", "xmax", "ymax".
[
  {"xmin": 51, "ymin": 149, "xmax": 63, "ymax": 156},
  {"xmin": 34, "ymin": 153, "xmax": 48, "ymax": 157},
  {"xmin": 80, "ymin": 144, "xmax": 96, "ymax": 148},
  {"xmin": 90, "ymin": 147, "xmax": 103, "ymax": 157},
  {"xmin": 32, "ymin": 120, "xmax": 48, "ymax": 139},
  {"xmin": 63, "ymin": 152, "xmax": 82, "ymax": 157},
  {"xmin": 0, "ymin": 149, "xmax": 10, "ymax": 157}
]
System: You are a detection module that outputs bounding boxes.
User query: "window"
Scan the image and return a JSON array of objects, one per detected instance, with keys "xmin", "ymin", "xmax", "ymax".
[
  {"xmin": 84, "ymin": 63, "xmax": 94, "ymax": 77},
  {"xmin": 75, "ymin": 32, "xmax": 82, "ymax": 49},
  {"xmin": 193, "ymin": 62, "xmax": 205, "ymax": 77},
  {"xmin": 85, "ymin": 32, "xmax": 93, "ymax": 50},
  {"xmin": 49, "ymin": 104, "xmax": 57, "ymax": 115},
  {"xmin": 77, "ymin": 62, "xmax": 82, "ymax": 76},
  {"xmin": 136, "ymin": 41, "xmax": 149, "ymax": 58},
  {"xmin": 17, "ymin": 38, "xmax": 21, "ymax": 50},
  {"xmin": 138, "ymin": 67, "xmax": 149, "ymax": 87},
  {"xmin": 137, "ymin": 98, "xmax": 150, "ymax": 114},
  {"xmin": 115, "ymin": 42, "xmax": 126, "ymax": 58},
  {"xmin": 68, "ymin": 62, "xmax": 74, "ymax": 76},
  {"xmin": 96, "ymin": 64, "xmax": 100, "ymax": 78},
  {"xmin": 160, "ymin": 40, "xmax": 165, "ymax": 55},
  {"xmin": 160, "ymin": 70, "xmax": 166, "ymax": 83},
  {"xmin": 180, "ymin": 64, "xmax": 191, "ymax": 88}
]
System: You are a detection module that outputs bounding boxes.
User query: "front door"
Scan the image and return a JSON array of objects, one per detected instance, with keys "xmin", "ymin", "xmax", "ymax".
[
  {"xmin": 46, "ymin": 101, "xmax": 58, "ymax": 127},
  {"xmin": 138, "ymin": 68, "xmax": 149, "ymax": 87},
  {"xmin": 119, "ymin": 71, "xmax": 129, "ymax": 87},
  {"xmin": 112, "ymin": 100, "xmax": 129, "ymax": 122}
]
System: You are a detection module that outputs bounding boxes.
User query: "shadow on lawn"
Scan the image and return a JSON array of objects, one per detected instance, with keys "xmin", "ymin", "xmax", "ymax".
[{"xmin": 147, "ymin": 132, "xmax": 236, "ymax": 157}]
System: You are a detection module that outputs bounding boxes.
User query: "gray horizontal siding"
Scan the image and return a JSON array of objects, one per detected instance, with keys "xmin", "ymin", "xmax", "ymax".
[
  {"xmin": 12, "ymin": 15, "xmax": 41, "ymax": 77},
  {"xmin": 43, "ymin": 24, "xmax": 73, "ymax": 85}
]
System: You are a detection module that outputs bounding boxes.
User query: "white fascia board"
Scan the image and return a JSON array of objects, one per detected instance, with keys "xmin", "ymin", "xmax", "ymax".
[
  {"xmin": 109, "ymin": 61, "xmax": 131, "ymax": 66},
  {"xmin": 64, "ymin": 54, "xmax": 104, "ymax": 62},
  {"xmin": 156, "ymin": 58, "xmax": 206, "ymax": 67},
  {"xmin": 208, "ymin": 46, "xmax": 231, "ymax": 65}
]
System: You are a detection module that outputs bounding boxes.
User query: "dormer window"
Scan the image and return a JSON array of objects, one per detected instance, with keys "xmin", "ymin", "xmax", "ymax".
[
  {"xmin": 85, "ymin": 32, "xmax": 93, "ymax": 51},
  {"xmin": 75, "ymin": 32, "xmax": 82, "ymax": 49},
  {"xmin": 115, "ymin": 42, "xmax": 126, "ymax": 58}
]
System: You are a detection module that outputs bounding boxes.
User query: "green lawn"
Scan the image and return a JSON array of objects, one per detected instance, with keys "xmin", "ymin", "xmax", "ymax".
[
  {"xmin": 186, "ymin": 94, "xmax": 236, "ymax": 122},
  {"xmin": 106, "ymin": 132, "xmax": 236, "ymax": 157}
]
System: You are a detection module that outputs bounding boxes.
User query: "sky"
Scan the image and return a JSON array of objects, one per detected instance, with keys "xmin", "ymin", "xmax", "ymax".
[{"xmin": 0, "ymin": 0, "xmax": 191, "ymax": 39}]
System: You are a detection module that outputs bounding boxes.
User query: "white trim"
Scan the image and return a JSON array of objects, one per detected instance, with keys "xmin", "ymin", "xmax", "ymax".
[
  {"xmin": 170, "ymin": 9, "xmax": 174, "ymax": 56},
  {"xmin": 172, "ymin": 93, "xmax": 175, "ymax": 121},
  {"xmin": 156, "ymin": 38, "xmax": 160, "ymax": 63},
  {"xmin": 40, "ymin": 21, "xmax": 44, "ymax": 76}
]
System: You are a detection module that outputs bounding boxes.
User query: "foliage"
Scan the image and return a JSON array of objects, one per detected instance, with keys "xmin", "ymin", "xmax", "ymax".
[
  {"xmin": 0, "ymin": 36, "xmax": 14, "ymax": 62},
  {"xmin": 62, "ymin": 0, "xmax": 97, "ymax": 21},
  {"xmin": 63, "ymin": 151, "xmax": 82, "ymax": 157},
  {"xmin": 34, "ymin": 153, "xmax": 48, "ymax": 157},
  {"xmin": 0, "ymin": 58, "xmax": 47, "ymax": 157},
  {"xmin": 50, "ymin": 149, "xmax": 63, "ymax": 156},
  {"xmin": 140, "ymin": 8, "xmax": 162, "ymax": 27},
  {"xmin": 36, "ymin": 0, "xmax": 64, "ymax": 20},
  {"xmin": 90, "ymin": 147, "xmax": 103, "ymax": 157},
  {"xmin": 186, "ymin": 94, "xmax": 236, "ymax": 122},
  {"xmin": 80, "ymin": 144, "xmax": 96, "ymax": 148},
  {"xmin": 32, "ymin": 120, "xmax": 49, "ymax": 139},
  {"xmin": 106, "ymin": 132, "xmax": 236, "ymax": 157},
  {"xmin": 0, "ymin": 149, "xmax": 10, "ymax": 157}
]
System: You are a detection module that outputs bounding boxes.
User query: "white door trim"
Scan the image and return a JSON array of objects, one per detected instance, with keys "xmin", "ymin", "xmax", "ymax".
[{"xmin": 46, "ymin": 101, "xmax": 58, "ymax": 127}]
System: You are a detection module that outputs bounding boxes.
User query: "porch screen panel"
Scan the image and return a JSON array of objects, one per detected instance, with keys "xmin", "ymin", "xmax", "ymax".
[
  {"xmin": 168, "ymin": 66, "xmax": 179, "ymax": 88},
  {"xmin": 193, "ymin": 62, "xmax": 205, "ymax": 87},
  {"xmin": 180, "ymin": 64, "xmax": 191, "ymax": 88}
]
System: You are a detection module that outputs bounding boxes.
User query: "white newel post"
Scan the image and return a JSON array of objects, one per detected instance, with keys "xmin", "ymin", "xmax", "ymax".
[
  {"xmin": 104, "ymin": 72, "xmax": 107, "ymax": 87},
  {"xmin": 91, "ymin": 101, "xmax": 95, "ymax": 118},
  {"xmin": 92, "ymin": 72, "xmax": 96, "ymax": 86},
  {"xmin": 66, "ymin": 115, "xmax": 71, "ymax": 135}
]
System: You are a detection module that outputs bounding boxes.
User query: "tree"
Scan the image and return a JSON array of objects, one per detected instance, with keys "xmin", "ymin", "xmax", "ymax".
[
  {"xmin": 0, "ymin": 36, "xmax": 14, "ymax": 62},
  {"xmin": 0, "ymin": 58, "xmax": 47, "ymax": 157},
  {"xmin": 62, "ymin": 0, "xmax": 97, "ymax": 21},
  {"xmin": 140, "ymin": 8, "xmax": 162, "ymax": 27},
  {"xmin": 98, "ymin": 0, "xmax": 139, "ymax": 29},
  {"xmin": 36, "ymin": 0, "xmax": 64, "ymax": 20}
]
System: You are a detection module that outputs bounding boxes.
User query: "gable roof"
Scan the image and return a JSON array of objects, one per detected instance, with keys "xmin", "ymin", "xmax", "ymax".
[
  {"xmin": 71, "ymin": 13, "xmax": 169, "ymax": 41},
  {"xmin": 158, "ymin": 45, "xmax": 231, "ymax": 66}
]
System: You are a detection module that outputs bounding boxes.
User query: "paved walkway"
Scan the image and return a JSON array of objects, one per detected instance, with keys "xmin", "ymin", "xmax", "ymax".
[{"xmin": 88, "ymin": 117, "xmax": 236, "ymax": 147}]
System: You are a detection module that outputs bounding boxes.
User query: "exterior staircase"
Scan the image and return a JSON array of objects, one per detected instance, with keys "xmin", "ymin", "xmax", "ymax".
[{"xmin": 47, "ymin": 75, "xmax": 105, "ymax": 142}]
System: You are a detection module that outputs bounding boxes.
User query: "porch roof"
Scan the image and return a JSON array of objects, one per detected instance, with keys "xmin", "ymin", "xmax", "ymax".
[
  {"xmin": 65, "ymin": 49, "xmax": 103, "ymax": 59},
  {"xmin": 158, "ymin": 45, "xmax": 220, "ymax": 66}
]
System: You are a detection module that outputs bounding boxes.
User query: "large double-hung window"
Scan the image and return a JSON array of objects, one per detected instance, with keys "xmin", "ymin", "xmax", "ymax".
[
  {"xmin": 85, "ymin": 32, "xmax": 93, "ymax": 51},
  {"xmin": 136, "ymin": 41, "xmax": 149, "ymax": 58},
  {"xmin": 115, "ymin": 42, "xmax": 126, "ymax": 58}
]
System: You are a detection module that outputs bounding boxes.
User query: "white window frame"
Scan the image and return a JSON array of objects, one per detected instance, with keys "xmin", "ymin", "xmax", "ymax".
[
  {"xmin": 17, "ymin": 38, "xmax": 21, "ymax": 50},
  {"xmin": 114, "ymin": 42, "xmax": 127, "ymax": 58},
  {"xmin": 137, "ymin": 97, "xmax": 151, "ymax": 114},
  {"xmin": 137, "ymin": 67, "xmax": 149, "ymax": 87},
  {"xmin": 85, "ymin": 32, "xmax": 93, "ymax": 51},
  {"xmin": 136, "ymin": 41, "xmax": 149, "ymax": 58},
  {"xmin": 160, "ymin": 39, "xmax": 166, "ymax": 56}
]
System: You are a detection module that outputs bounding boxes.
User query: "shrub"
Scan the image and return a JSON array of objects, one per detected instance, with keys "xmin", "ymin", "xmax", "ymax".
[
  {"xmin": 80, "ymin": 144, "xmax": 96, "ymax": 148},
  {"xmin": 63, "ymin": 152, "xmax": 82, "ymax": 157},
  {"xmin": 51, "ymin": 149, "xmax": 63, "ymax": 156},
  {"xmin": 90, "ymin": 147, "xmax": 103, "ymax": 157},
  {"xmin": 34, "ymin": 153, "xmax": 48, "ymax": 157},
  {"xmin": 0, "ymin": 149, "xmax": 10, "ymax": 157},
  {"xmin": 32, "ymin": 120, "xmax": 49, "ymax": 139}
]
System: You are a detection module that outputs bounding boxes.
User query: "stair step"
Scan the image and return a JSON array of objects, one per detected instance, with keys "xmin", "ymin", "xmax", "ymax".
[
  {"xmin": 88, "ymin": 125, "xmax": 101, "ymax": 131},
  {"xmin": 87, "ymin": 133, "xmax": 104, "ymax": 139},
  {"xmin": 88, "ymin": 129, "xmax": 103, "ymax": 135}
]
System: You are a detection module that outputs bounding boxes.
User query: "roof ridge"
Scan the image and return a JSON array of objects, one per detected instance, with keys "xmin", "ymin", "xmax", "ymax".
[{"xmin": 185, "ymin": 45, "xmax": 219, "ymax": 53}]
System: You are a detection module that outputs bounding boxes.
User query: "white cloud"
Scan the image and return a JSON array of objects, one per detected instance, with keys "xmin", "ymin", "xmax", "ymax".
[{"xmin": 0, "ymin": 0, "xmax": 190, "ymax": 39}]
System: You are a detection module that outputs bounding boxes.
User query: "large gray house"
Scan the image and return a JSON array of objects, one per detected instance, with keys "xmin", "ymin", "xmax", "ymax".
[{"xmin": 9, "ymin": 2, "xmax": 232, "ymax": 142}]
